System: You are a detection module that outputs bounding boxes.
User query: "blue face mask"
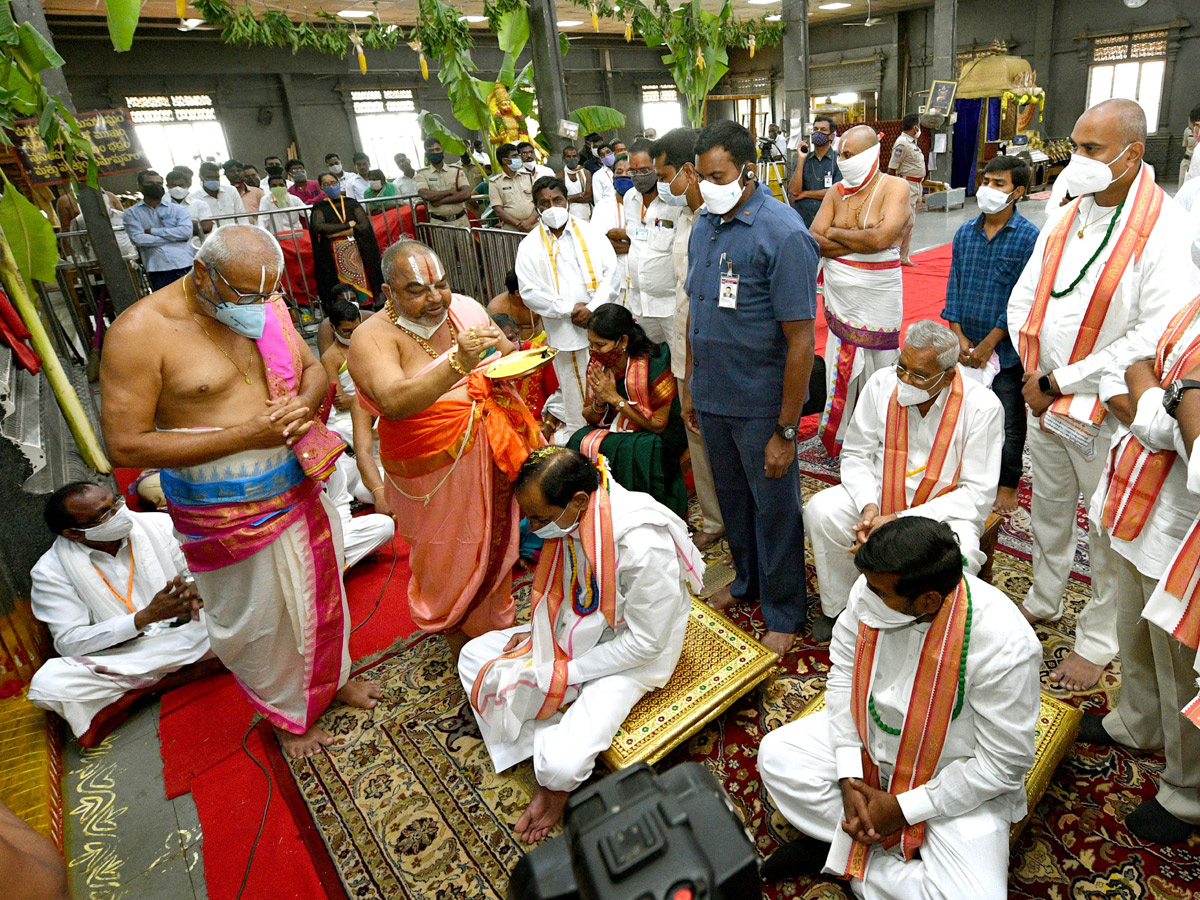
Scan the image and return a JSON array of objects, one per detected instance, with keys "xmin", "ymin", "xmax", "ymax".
[
  {"xmin": 613, "ymin": 176, "xmax": 634, "ymax": 197},
  {"xmin": 203, "ymin": 179, "xmax": 220, "ymax": 192},
  {"xmin": 656, "ymin": 171, "xmax": 688, "ymax": 207},
  {"xmin": 323, "ymin": 184, "xmax": 342, "ymax": 199},
  {"xmin": 212, "ymin": 302, "xmax": 267, "ymax": 339}
]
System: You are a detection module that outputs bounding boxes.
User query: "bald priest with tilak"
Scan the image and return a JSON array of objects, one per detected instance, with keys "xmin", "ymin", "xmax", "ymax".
[
  {"xmin": 758, "ymin": 516, "xmax": 1041, "ymax": 900},
  {"xmin": 1008, "ymin": 98, "xmax": 1200, "ymax": 693}
]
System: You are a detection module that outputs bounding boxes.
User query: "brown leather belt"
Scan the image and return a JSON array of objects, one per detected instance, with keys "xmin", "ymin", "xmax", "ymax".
[{"xmin": 429, "ymin": 212, "xmax": 466, "ymax": 222}]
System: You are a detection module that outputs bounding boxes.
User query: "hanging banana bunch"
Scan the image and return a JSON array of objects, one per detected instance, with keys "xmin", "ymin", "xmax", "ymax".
[
  {"xmin": 408, "ymin": 40, "xmax": 428, "ymax": 80},
  {"xmin": 176, "ymin": 0, "xmax": 187, "ymax": 19},
  {"xmin": 349, "ymin": 31, "xmax": 367, "ymax": 74},
  {"xmin": 696, "ymin": 45, "xmax": 705, "ymax": 70},
  {"xmin": 749, "ymin": 34, "xmax": 756, "ymax": 59},
  {"xmin": 591, "ymin": 1, "xmax": 599, "ymax": 31},
  {"xmin": 624, "ymin": 8, "xmax": 633, "ymax": 42}
]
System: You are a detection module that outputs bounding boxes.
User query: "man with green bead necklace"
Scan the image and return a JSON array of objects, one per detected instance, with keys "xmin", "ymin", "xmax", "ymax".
[
  {"xmin": 1008, "ymin": 98, "xmax": 1200, "ymax": 693},
  {"xmin": 758, "ymin": 516, "xmax": 1041, "ymax": 897}
]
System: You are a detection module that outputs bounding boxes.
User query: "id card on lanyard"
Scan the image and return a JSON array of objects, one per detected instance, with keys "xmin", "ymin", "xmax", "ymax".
[{"xmin": 718, "ymin": 253, "xmax": 739, "ymax": 309}]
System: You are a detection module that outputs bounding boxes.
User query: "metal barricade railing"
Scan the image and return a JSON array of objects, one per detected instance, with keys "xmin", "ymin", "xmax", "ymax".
[
  {"xmin": 474, "ymin": 227, "xmax": 525, "ymax": 301},
  {"xmin": 414, "ymin": 222, "xmax": 487, "ymax": 302}
]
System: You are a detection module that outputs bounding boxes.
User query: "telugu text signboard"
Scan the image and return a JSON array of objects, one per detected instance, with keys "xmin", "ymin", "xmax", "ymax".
[{"xmin": 11, "ymin": 108, "xmax": 150, "ymax": 187}]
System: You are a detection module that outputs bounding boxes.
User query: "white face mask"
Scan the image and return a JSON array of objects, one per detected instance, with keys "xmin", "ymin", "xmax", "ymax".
[
  {"xmin": 698, "ymin": 169, "xmax": 747, "ymax": 216},
  {"xmin": 330, "ymin": 163, "xmax": 344, "ymax": 175},
  {"xmin": 523, "ymin": 160, "xmax": 537, "ymax": 172},
  {"xmin": 896, "ymin": 370, "xmax": 947, "ymax": 407},
  {"xmin": 369, "ymin": 180, "xmax": 383, "ymax": 192},
  {"xmin": 1060, "ymin": 144, "xmax": 1132, "ymax": 197},
  {"xmin": 168, "ymin": 186, "xmax": 190, "ymax": 201},
  {"xmin": 395, "ymin": 308, "xmax": 448, "ymax": 339},
  {"xmin": 334, "ymin": 331, "xmax": 353, "ymax": 346},
  {"xmin": 975, "ymin": 184, "xmax": 1015, "ymax": 215},
  {"xmin": 540, "ymin": 206, "xmax": 570, "ymax": 230},
  {"xmin": 533, "ymin": 506, "xmax": 581, "ymax": 540},
  {"xmin": 837, "ymin": 144, "xmax": 880, "ymax": 190},
  {"xmin": 859, "ymin": 583, "xmax": 920, "ymax": 630},
  {"xmin": 79, "ymin": 504, "xmax": 134, "ymax": 542}
]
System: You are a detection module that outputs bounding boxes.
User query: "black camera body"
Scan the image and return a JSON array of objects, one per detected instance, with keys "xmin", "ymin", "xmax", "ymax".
[{"xmin": 508, "ymin": 762, "xmax": 762, "ymax": 900}]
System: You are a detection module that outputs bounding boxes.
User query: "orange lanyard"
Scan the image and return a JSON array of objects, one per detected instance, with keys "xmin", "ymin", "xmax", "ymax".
[{"xmin": 92, "ymin": 546, "xmax": 136, "ymax": 614}]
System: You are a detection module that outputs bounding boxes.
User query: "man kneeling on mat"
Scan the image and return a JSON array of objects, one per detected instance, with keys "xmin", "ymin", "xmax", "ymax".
[{"xmin": 458, "ymin": 447, "xmax": 703, "ymax": 843}]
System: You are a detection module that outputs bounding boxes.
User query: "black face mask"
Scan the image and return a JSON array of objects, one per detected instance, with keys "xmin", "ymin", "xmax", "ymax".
[
  {"xmin": 633, "ymin": 172, "xmax": 658, "ymax": 195},
  {"xmin": 427, "ymin": 151, "xmax": 445, "ymax": 165},
  {"xmin": 142, "ymin": 183, "xmax": 165, "ymax": 201},
  {"xmin": 265, "ymin": 164, "xmax": 285, "ymax": 177}
]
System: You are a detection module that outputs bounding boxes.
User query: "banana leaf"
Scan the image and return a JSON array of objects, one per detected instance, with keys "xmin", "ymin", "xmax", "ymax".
[
  {"xmin": 0, "ymin": 178, "xmax": 58, "ymax": 288},
  {"xmin": 105, "ymin": 0, "xmax": 140, "ymax": 52},
  {"xmin": 417, "ymin": 111, "xmax": 467, "ymax": 155},
  {"xmin": 496, "ymin": 9, "xmax": 530, "ymax": 87},
  {"xmin": 569, "ymin": 106, "xmax": 626, "ymax": 133}
]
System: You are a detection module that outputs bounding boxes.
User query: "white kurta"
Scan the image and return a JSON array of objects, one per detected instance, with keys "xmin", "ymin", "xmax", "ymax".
[
  {"xmin": 1172, "ymin": 176, "xmax": 1200, "ymax": 272},
  {"xmin": 758, "ymin": 574, "xmax": 1041, "ymax": 900},
  {"xmin": 515, "ymin": 216, "xmax": 620, "ymax": 435},
  {"xmin": 622, "ymin": 188, "xmax": 682, "ymax": 344},
  {"xmin": 806, "ymin": 368, "xmax": 1002, "ymax": 616},
  {"xmin": 1007, "ymin": 165, "xmax": 1200, "ymax": 663},
  {"xmin": 27, "ymin": 511, "xmax": 211, "ymax": 737},
  {"xmin": 457, "ymin": 483, "xmax": 698, "ymax": 792},
  {"xmin": 187, "ymin": 185, "xmax": 243, "ymax": 227}
]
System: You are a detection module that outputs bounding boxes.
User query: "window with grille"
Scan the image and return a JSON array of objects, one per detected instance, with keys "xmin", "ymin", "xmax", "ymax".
[
  {"xmin": 351, "ymin": 90, "xmax": 421, "ymax": 179},
  {"xmin": 1086, "ymin": 31, "xmax": 1167, "ymax": 134},
  {"xmin": 642, "ymin": 84, "xmax": 683, "ymax": 133},
  {"xmin": 124, "ymin": 94, "xmax": 228, "ymax": 178}
]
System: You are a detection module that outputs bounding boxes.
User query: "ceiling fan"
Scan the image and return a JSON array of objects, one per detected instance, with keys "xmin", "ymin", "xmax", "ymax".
[{"xmin": 844, "ymin": 0, "xmax": 883, "ymax": 27}]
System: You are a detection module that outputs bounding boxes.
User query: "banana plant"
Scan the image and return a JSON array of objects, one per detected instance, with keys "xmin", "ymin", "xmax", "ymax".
[
  {"xmin": 0, "ymin": 0, "xmax": 110, "ymax": 472},
  {"xmin": 641, "ymin": 0, "xmax": 732, "ymax": 127}
]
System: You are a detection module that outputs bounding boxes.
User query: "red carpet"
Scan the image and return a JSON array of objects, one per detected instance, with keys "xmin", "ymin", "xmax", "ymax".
[
  {"xmin": 814, "ymin": 243, "xmax": 954, "ymax": 353},
  {"xmin": 156, "ymin": 533, "xmax": 417, "ymax": 900}
]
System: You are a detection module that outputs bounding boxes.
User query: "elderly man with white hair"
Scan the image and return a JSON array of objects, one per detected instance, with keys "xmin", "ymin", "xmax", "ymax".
[
  {"xmin": 100, "ymin": 224, "xmax": 382, "ymax": 759},
  {"xmin": 804, "ymin": 320, "xmax": 1003, "ymax": 640}
]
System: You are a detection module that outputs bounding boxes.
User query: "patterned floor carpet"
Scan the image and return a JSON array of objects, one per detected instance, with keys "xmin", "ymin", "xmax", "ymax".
[{"xmin": 286, "ymin": 438, "xmax": 1199, "ymax": 899}]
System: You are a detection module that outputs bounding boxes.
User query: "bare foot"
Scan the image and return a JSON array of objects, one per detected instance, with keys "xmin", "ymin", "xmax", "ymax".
[
  {"xmin": 274, "ymin": 723, "xmax": 335, "ymax": 759},
  {"xmin": 693, "ymin": 529, "xmax": 725, "ymax": 552},
  {"xmin": 445, "ymin": 629, "xmax": 471, "ymax": 662},
  {"xmin": 705, "ymin": 585, "xmax": 740, "ymax": 613},
  {"xmin": 336, "ymin": 677, "xmax": 383, "ymax": 710},
  {"xmin": 900, "ymin": 258, "xmax": 917, "ymax": 267},
  {"xmin": 1020, "ymin": 605, "xmax": 1042, "ymax": 625},
  {"xmin": 761, "ymin": 630, "xmax": 796, "ymax": 657},
  {"xmin": 993, "ymin": 486, "xmax": 1019, "ymax": 515},
  {"xmin": 514, "ymin": 786, "xmax": 569, "ymax": 844},
  {"xmin": 1048, "ymin": 651, "xmax": 1106, "ymax": 692}
]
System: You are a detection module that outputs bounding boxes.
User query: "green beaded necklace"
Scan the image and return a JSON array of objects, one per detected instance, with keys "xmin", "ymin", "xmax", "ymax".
[
  {"xmin": 1049, "ymin": 195, "xmax": 1127, "ymax": 299},
  {"xmin": 868, "ymin": 579, "xmax": 973, "ymax": 737}
]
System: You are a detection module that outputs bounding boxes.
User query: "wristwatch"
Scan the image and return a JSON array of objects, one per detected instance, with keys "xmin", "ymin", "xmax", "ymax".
[
  {"xmin": 775, "ymin": 424, "xmax": 798, "ymax": 441},
  {"xmin": 1162, "ymin": 379, "xmax": 1200, "ymax": 417},
  {"xmin": 1037, "ymin": 373, "xmax": 1058, "ymax": 396}
]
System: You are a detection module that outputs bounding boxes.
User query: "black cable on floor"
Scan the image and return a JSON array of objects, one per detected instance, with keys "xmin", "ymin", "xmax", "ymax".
[
  {"xmin": 350, "ymin": 541, "xmax": 398, "ymax": 635},
  {"xmin": 236, "ymin": 716, "xmax": 272, "ymax": 900}
]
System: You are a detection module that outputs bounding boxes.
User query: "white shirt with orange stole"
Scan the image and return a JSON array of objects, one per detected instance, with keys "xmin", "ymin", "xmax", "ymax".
[
  {"xmin": 759, "ymin": 573, "xmax": 1041, "ymax": 898},
  {"xmin": 27, "ymin": 511, "xmax": 211, "ymax": 737},
  {"xmin": 805, "ymin": 366, "xmax": 1002, "ymax": 616},
  {"xmin": 457, "ymin": 479, "xmax": 702, "ymax": 792}
]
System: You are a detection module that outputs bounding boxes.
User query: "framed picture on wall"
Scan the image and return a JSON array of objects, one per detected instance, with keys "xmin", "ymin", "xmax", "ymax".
[{"xmin": 927, "ymin": 80, "xmax": 958, "ymax": 119}]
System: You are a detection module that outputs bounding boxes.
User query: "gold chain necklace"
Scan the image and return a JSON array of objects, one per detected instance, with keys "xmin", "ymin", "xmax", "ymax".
[
  {"xmin": 1075, "ymin": 201, "xmax": 1115, "ymax": 240},
  {"xmin": 184, "ymin": 276, "xmax": 255, "ymax": 385}
]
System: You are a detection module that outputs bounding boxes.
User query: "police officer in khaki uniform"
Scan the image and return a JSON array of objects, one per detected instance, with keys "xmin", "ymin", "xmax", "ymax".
[
  {"xmin": 415, "ymin": 138, "xmax": 473, "ymax": 226},
  {"xmin": 488, "ymin": 142, "xmax": 538, "ymax": 232},
  {"xmin": 888, "ymin": 113, "xmax": 926, "ymax": 266}
]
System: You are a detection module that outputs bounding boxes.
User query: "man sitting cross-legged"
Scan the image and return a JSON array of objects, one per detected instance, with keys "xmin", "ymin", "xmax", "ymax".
[
  {"xmin": 458, "ymin": 447, "xmax": 703, "ymax": 843},
  {"xmin": 804, "ymin": 320, "xmax": 1002, "ymax": 641},
  {"xmin": 28, "ymin": 483, "xmax": 212, "ymax": 740},
  {"xmin": 758, "ymin": 516, "xmax": 1041, "ymax": 899}
]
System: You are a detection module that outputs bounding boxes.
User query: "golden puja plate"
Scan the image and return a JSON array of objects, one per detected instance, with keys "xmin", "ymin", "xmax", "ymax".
[{"xmin": 483, "ymin": 346, "xmax": 558, "ymax": 380}]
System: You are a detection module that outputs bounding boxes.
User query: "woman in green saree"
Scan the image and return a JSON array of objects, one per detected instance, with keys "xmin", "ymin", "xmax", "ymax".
[{"xmin": 567, "ymin": 304, "xmax": 688, "ymax": 517}]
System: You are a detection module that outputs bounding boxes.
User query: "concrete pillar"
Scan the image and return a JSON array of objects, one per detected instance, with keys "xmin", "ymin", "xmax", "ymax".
[
  {"xmin": 1031, "ymin": 0, "xmax": 1056, "ymax": 129},
  {"xmin": 12, "ymin": 0, "xmax": 141, "ymax": 315},
  {"xmin": 931, "ymin": 0, "xmax": 957, "ymax": 159},
  {"xmin": 781, "ymin": 0, "xmax": 811, "ymax": 138},
  {"xmin": 527, "ymin": 0, "xmax": 571, "ymax": 159}
]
